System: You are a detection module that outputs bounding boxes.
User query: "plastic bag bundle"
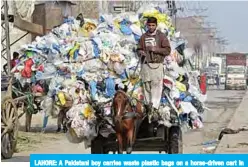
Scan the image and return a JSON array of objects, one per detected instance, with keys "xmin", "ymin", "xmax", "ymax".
[
  {"xmin": 66, "ymin": 103, "xmax": 97, "ymax": 139},
  {"xmin": 158, "ymin": 106, "xmax": 171, "ymax": 127},
  {"xmin": 40, "ymin": 96, "xmax": 60, "ymax": 117},
  {"xmin": 70, "ymin": 116, "xmax": 97, "ymax": 139},
  {"xmin": 12, "ymin": 5, "xmax": 207, "ymax": 135},
  {"xmin": 180, "ymin": 101, "xmax": 197, "ymax": 114}
]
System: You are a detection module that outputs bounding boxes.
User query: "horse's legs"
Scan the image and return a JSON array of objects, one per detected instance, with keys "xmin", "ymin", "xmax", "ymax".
[
  {"xmin": 62, "ymin": 110, "xmax": 68, "ymax": 133},
  {"xmin": 133, "ymin": 119, "xmax": 141, "ymax": 142},
  {"xmin": 126, "ymin": 128, "xmax": 134, "ymax": 154},
  {"xmin": 25, "ymin": 111, "xmax": 32, "ymax": 132},
  {"xmin": 116, "ymin": 133, "xmax": 123, "ymax": 154},
  {"xmin": 57, "ymin": 111, "xmax": 62, "ymax": 132}
]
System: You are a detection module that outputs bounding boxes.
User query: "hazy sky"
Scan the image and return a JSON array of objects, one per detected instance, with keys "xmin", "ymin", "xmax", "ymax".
[{"xmin": 200, "ymin": 1, "xmax": 248, "ymax": 53}]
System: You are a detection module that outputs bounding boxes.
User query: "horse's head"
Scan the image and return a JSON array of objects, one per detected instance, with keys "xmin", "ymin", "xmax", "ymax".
[{"xmin": 113, "ymin": 84, "xmax": 129, "ymax": 118}]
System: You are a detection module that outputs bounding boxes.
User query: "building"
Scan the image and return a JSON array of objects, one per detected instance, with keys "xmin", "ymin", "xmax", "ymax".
[{"xmin": 176, "ymin": 16, "xmax": 217, "ymax": 69}]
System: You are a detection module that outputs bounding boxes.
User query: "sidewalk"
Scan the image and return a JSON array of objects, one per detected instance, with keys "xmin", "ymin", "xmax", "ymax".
[{"xmin": 215, "ymin": 91, "xmax": 248, "ymax": 153}]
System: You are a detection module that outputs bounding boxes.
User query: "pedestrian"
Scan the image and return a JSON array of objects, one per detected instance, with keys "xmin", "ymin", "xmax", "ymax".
[
  {"xmin": 199, "ymin": 72, "xmax": 207, "ymax": 94},
  {"xmin": 137, "ymin": 17, "xmax": 171, "ymax": 116},
  {"xmin": 3, "ymin": 52, "xmax": 20, "ymax": 74},
  {"xmin": 215, "ymin": 74, "xmax": 220, "ymax": 89},
  {"xmin": 11, "ymin": 52, "xmax": 20, "ymax": 68}
]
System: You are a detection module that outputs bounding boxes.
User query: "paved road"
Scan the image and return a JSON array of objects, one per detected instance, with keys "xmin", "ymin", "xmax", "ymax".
[
  {"xmin": 183, "ymin": 89, "xmax": 245, "ymax": 153},
  {"xmin": 2, "ymin": 89, "xmax": 245, "ymax": 162},
  {"xmin": 215, "ymin": 91, "xmax": 248, "ymax": 153}
]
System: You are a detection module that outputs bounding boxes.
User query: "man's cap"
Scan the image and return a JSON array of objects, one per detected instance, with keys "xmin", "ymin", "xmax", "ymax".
[{"xmin": 147, "ymin": 17, "xmax": 157, "ymax": 24}]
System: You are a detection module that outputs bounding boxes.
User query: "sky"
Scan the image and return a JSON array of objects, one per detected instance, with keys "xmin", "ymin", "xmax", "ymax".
[{"xmin": 195, "ymin": 1, "xmax": 248, "ymax": 53}]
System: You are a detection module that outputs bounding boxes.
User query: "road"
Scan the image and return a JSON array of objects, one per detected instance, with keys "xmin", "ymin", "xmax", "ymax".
[
  {"xmin": 183, "ymin": 88, "xmax": 245, "ymax": 153},
  {"xmin": 2, "ymin": 88, "xmax": 246, "ymax": 162}
]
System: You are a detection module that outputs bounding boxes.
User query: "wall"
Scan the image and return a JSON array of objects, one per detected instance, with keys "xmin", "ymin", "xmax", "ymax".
[
  {"xmin": 1, "ymin": 1, "xmax": 32, "ymax": 70},
  {"xmin": 71, "ymin": 1, "xmax": 100, "ymax": 19}
]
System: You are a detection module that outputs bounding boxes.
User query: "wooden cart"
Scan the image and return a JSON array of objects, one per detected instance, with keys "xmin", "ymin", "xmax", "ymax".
[
  {"xmin": 89, "ymin": 91, "xmax": 183, "ymax": 154},
  {"xmin": 1, "ymin": 77, "xmax": 21, "ymax": 159},
  {"xmin": 1, "ymin": 76, "xmax": 45, "ymax": 159},
  {"xmin": 90, "ymin": 108, "xmax": 183, "ymax": 154}
]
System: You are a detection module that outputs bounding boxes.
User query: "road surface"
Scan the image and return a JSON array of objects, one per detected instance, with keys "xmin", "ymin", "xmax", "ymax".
[
  {"xmin": 2, "ymin": 88, "xmax": 246, "ymax": 162},
  {"xmin": 215, "ymin": 90, "xmax": 248, "ymax": 153}
]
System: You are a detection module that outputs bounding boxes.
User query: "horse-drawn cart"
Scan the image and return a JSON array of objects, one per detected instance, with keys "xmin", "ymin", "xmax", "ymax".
[
  {"xmin": 89, "ymin": 86, "xmax": 183, "ymax": 154},
  {"xmin": 1, "ymin": 77, "xmax": 19, "ymax": 159},
  {"xmin": 1, "ymin": 75, "xmax": 46, "ymax": 159},
  {"xmin": 91, "ymin": 116, "xmax": 183, "ymax": 154}
]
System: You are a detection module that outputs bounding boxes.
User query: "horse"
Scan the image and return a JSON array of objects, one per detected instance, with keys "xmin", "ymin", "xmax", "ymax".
[{"xmin": 112, "ymin": 84, "xmax": 143, "ymax": 154}]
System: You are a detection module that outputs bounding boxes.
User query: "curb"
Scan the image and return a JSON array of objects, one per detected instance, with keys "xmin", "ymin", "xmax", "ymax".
[
  {"xmin": 215, "ymin": 90, "xmax": 248, "ymax": 153},
  {"xmin": 225, "ymin": 90, "xmax": 248, "ymax": 129}
]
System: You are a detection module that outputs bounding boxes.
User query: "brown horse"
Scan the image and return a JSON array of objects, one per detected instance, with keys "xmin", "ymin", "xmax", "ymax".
[{"xmin": 112, "ymin": 85, "xmax": 143, "ymax": 154}]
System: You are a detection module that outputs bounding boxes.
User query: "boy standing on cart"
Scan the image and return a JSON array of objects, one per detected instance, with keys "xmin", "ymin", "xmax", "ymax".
[{"xmin": 137, "ymin": 17, "xmax": 171, "ymax": 120}]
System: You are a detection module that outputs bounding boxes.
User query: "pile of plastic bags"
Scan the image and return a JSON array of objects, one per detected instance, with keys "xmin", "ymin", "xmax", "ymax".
[{"xmin": 12, "ymin": 6, "xmax": 207, "ymax": 142}]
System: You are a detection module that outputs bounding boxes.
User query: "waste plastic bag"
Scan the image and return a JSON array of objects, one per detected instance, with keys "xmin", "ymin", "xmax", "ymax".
[
  {"xmin": 180, "ymin": 101, "xmax": 197, "ymax": 114},
  {"xmin": 40, "ymin": 96, "xmax": 60, "ymax": 117},
  {"xmin": 104, "ymin": 77, "xmax": 116, "ymax": 98},
  {"xmin": 89, "ymin": 80, "xmax": 98, "ymax": 101},
  {"xmin": 191, "ymin": 98, "xmax": 204, "ymax": 114},
  {"xmin": 55, "ymin": 91, "xmax": 74, "ymax": 108},
  {"xmin": 66, "ymin": 103, "xmax": 97, "ymax": 139}
]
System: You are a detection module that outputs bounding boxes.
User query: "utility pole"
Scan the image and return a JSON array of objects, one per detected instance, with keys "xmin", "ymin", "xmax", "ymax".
[
  {"xmin": 1, "ymin": 0, "xmax": 12, "ymax": 75},
  {"xmin": 167, "ymin": 0, "xmax": 183, "ymax": 31}
]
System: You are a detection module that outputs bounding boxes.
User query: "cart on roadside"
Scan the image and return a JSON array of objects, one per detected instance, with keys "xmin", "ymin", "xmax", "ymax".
[{"xmin": 1, "ymin": 74, "xmax": 46, "ymax": 159}]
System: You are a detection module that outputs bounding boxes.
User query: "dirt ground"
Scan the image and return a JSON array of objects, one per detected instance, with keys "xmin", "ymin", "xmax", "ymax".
[{"xmin": 15, "ymin": 110, "xmax": 79, "ymax": 153}]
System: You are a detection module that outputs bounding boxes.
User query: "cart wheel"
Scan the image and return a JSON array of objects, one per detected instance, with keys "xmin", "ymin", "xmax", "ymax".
[
  {"xmin": 1, "ymin": 99, "xmax": 18, "ymax": 159},
  {"xmin": 91, "ymin": 136, "xmax": 108, "ymax": 154},
  {"xmin": 168, "ymin": 126, "xmax": 183, "ymax": 154},
  {"xmin": 156, "ymin": 126, "xmax": 169, "ymax": 153}
]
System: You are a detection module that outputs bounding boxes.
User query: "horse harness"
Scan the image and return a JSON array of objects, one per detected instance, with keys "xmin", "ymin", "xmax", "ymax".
[{"xmin": 111, "ymin": 90, "xmax": 142, "ymax": 124}]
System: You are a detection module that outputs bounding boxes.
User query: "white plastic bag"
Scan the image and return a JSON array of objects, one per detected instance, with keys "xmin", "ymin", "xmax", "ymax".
[
  {"xmin": 180, "ymin": 102, "xmax": 197, "ymax": 114},
  {"xmin": 113, "ymin": 62, "xmax": 126, "ymax": 75},
  {"xmin": 40, "ymin": 96, "xmax": 60, "ymax": 117},
  {"xmin": 66, "ymin": 103, "xmax": 97, "ymax": 140},
  {"xmin": 100, "ymin": 14, "xmax": 114, "ymax": 26},
  {"xmin": 130, "ymin": 24, "xmax": 142, "ymax": 36},
  {"xmin": 170, "ymin": 87, "xmax": 180, "ymax": 99}
]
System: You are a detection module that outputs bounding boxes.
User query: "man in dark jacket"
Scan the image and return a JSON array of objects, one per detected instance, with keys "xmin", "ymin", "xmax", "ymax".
[{"xmin": 137, "ymin": 17, "xmax": 171, "ymax": 119}]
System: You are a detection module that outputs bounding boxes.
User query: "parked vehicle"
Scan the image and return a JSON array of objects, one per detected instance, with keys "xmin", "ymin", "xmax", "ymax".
[
  {"xmin": 225, "ymin": 53, "xmax": 247, "ymax": 90},
  {"xmin": 209, "ymin": 57, "xmax": 222, "ymax": 74}
]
